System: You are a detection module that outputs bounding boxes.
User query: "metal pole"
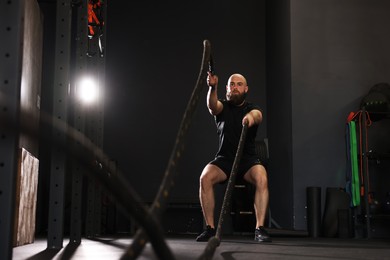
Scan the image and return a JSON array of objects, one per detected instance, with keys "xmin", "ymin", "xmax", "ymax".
[
  {"xmin": 84, "ymin": 0, "xmax": 106, "ymax": 237},
  {"xmin": 47, "ymin": 0, "xmax": 72, "ymax": 249},
  {"xmin": 0, "ymin": 0, "xmax": 25, "ymax": 258},
  {"xmin": 69, "ymin": 0, "xmax": 88, "ymax": 245},
  {"xmin": 361, "ymin": 108, "xmax": 371, "ymax": 238}
]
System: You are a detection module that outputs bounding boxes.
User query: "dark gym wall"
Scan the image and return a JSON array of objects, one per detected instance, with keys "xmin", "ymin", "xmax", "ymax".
[
  {"xmin": 292, "ymin": 0, "xmax": 390, "ymax": 230},
  {"xmin": 265, "ymin": 0, "xmax": 294, "ymax": 229},
  {"xmin": 268, "ymin": 0, "xmax": 390, "ymax": 230}
]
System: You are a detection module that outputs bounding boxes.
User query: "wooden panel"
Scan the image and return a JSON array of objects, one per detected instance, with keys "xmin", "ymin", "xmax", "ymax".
[{"xmin": 13, "ymin": 148, "xmax": 40, "ymax": 247}]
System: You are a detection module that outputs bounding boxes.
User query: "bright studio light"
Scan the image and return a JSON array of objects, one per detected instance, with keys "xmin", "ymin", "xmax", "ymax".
[{"xmin": 78, "ymin": 77, "xmax": 98, "ymax": 104}]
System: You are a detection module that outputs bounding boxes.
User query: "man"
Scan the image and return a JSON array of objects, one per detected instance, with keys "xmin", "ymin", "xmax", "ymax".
[{"xmin": 196, "ymin": 72, "xmax": 271, "ymax": 243}]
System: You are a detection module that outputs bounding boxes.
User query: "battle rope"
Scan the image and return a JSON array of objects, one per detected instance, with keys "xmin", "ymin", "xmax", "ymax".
[
  {"xmin": 199, "ymin": 122, "xmax": 249, "ymax": 260},
  {"xmin": 121, "ymin": 39, "xmax": 212, "ymax": 260},
  {"xmin": 1, "ymin": 107, "xmax": 175, "ymax": 259}
]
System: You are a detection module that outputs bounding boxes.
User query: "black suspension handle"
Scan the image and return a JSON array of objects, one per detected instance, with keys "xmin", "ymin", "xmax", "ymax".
[{"xmin": 208, "ymin": 55, "xmax": 214, "ymax": 75}]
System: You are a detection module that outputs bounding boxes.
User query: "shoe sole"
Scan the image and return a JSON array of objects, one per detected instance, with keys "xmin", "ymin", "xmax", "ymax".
[{"xmin": 254, "ymin": 237, "xmax": 272, "ymax": 242}]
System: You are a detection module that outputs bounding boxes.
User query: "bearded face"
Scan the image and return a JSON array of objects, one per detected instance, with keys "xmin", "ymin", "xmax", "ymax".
[
  {"xmin": 226, "ymin": 89, "xmax": 247, "ymax": 106},
  {"xmin": 225, "ymin": 74, "xmax": 248, "ymax": 106}
]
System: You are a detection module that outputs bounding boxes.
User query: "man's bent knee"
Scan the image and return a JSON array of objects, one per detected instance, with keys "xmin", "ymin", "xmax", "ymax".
[
  {"xmin": 200, "ymin": 164, "xmax": 227, "ymax": 185},
  {"xmin": 244, "ymin": 165, "xmax": 268, "ymax": 187}
]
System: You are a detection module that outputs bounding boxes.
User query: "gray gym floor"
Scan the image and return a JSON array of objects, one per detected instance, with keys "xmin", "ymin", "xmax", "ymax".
[{"xmin": 12, "ymin": 230, "xmax": 390, "ymax": 260}]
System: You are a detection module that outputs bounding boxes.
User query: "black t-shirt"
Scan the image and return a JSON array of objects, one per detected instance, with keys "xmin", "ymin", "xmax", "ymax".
[{"xmin": 214, "ymin": 100, "xmax": 261, "ymax": 160}]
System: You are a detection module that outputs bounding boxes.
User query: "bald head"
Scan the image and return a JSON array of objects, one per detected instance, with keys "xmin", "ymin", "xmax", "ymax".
[{"xmin": 228, "ymin": 74, "xmax": 248, "ymax": 87}]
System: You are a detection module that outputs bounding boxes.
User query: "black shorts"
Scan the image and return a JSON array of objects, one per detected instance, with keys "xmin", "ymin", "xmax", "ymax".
[{"xmin": 209, "ymin": 156, "xmax": 262, "ymax": 181}]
